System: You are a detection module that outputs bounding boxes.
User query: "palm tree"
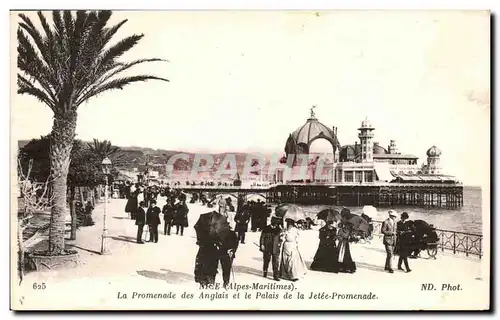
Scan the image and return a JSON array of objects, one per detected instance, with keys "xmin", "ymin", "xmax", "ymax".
[
  {"xmin": 87, "ymin": 139, "xmax": 120, "ymax": 157},
  {"xmin": 17, "ymin": 11, "xmax": 168, "ymax": 255},
  {"xmin": 87, "ymin": 138, "xmax": 126, "ymax": 166}
]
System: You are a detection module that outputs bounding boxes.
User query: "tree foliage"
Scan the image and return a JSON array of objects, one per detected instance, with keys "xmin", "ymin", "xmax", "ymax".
[
  {"xmin": 16, "ymin": 10, "xmax": 168, "ymax": 256},
  {"xmin": 17, "ymin": 10, "xmax": 169, "ymax": 114},
  {"xmin": 18, "ymin": 136, "xmax": 115, "ymax": 188},
  {"xmin": 87, "ymin": 138, "xmax": 126, "ymax": 167}
]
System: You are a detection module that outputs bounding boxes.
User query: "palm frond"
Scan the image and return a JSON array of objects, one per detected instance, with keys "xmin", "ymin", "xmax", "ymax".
[
  {"xmin": 18, "ymin": 14, "xmax": 48, "ymax": 64},
  {"xmin": 17, "ymin": 29, "xmax": 57, "ymax": 103},
  {"xmin": 18, "ymin": 75, "xmax": 55, "ymax": 108},
  {"xmin": 79, "ymin": 58, "xmax": 165, "ymax": 103},
  {"xmin": 52, "ymin": 11, "xmax": 64, "ymax": 38},
  {"xmin": 77, "ymin": 75, "xmax": 168, "ymax": 105},
  {"xmin": 37, "ymin": 11, "xmax": 53, "ymax": 41},
  {"xmin": 87, "ymin": 138, "xmax": 122, "ymax": 159},
  {"xmin": 18, "ymin": 10, "xmax": 168, "ymax": 113},
  {"xmin": 63, "ymin": 11, "xmax": 74, "ymax": 35},
  {"xmin": 101, "ymin": 19, "xmax": 128, "ymax": 47},
  {"xmin": 96, "ymin": 11, "xmax": 112, "ymax": 29},
  {"xmin": 99, "ymin": 34, "xmax": 144, "ymax": 66}
]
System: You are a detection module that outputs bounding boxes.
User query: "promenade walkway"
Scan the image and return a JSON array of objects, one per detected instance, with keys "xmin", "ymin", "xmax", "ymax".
[{"xmin": 13, "ymin": 198, "xmax": 488, "ymax": 310}]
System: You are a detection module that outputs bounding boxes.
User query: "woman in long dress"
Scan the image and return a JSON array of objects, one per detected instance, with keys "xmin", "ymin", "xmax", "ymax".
[
  {"xmin": 336, "ymin": 222, "xmax": 357, "ymax": 273},
  {"xmin": 125, "ymin": 186, "xmax": 139, "ymax": 220},
  {"xmin": 310, "ymin": 220, "xmax": 339, "ymax": 273},
  {"xmin": 279, "ymin": 219, "xmax": 307, "ymax": 281}
]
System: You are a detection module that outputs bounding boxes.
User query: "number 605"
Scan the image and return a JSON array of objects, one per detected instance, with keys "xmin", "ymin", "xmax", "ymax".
[{"xmin": 32, "ymin": 282, "xmax": 46, "ymax": 290}]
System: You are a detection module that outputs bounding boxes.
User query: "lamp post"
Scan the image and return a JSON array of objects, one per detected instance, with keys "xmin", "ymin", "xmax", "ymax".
[{"xmin": 101, "ymin": 157, "xmax": 112, "ymax": 255}]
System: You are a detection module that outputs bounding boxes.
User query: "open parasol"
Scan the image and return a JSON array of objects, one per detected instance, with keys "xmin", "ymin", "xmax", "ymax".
[
  {"xmin": 317, "ymin": 207, "xmax": 342, "ymax": 222},
  {"xmin": 275, "ymin": 204, "xmax": 307, "ymax": 222},
  {"xmin": 245, "ymin": 194, "xmax": 267, "ymax": 202},
  {"xmin": 194, "ymin": 211, "xmax": 238, "ymax": 249},
  {"xmin": 275, "ymin": 203, "xmax": 292, "ymax": 218},
  {"xmin": 340, "ymin": 208, "xmax": 371, "ymax": 235}
]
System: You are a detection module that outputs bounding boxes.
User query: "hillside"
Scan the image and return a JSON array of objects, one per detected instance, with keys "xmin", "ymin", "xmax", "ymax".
[{"xmin": 17, "ymin": 139, "xmax": 276, "ymax": 173}]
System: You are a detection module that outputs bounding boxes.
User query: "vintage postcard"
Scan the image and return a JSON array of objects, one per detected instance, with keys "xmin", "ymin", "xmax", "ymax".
[{"xmin": 10, "ymin": 10, "xmax": 490, "ymax": 311}]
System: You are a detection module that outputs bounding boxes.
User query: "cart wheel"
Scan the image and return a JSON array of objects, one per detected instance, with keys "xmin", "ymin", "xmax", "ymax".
[{"xmin": 427, "ymin": 247, "xmax": 437, "ymax": 259}]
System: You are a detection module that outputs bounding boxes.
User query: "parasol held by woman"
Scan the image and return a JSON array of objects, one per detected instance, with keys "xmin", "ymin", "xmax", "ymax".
[
  {"xmin": 310, "ymin": 220, "xmax": 339, "ymax": 273},
  {"xmin": 336, "ymin": 222, "xmax": 357, "ymax": 273}
]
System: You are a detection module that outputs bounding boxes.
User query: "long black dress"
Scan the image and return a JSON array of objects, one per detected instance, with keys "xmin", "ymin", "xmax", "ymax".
[
  {"xmin": 125, "ymin": 190, "xmax": 139, "ymax": 220},
  {"xmin": 194, "ymin": 211, "xmax": 239, "ymax": 288},
  {"xmin": 310, "ymin": 226, "xmax": 339, "ymax": 273},
  {"xmin": 336, "ymin": 224, "xmax": 356, "ymax": 273}
]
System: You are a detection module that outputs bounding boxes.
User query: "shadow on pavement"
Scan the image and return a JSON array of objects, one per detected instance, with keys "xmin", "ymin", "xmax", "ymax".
[
  {"xmin": 113, "ymin": 216, "xmax": 131, "ymax": 220},
  {"xmin": 137, "ymin": 269, "xmax": 194, "ymax": 284},
  {"xmin": 358, "ymin": 245, "xmax": 386, "ymax": 254},
  {"xmin": 111, "ymin": 235, "xmax": 137, "ymax": 243},
  {"xmin": 355, "ymin": 261, "xmax": 386, "ymax": 272},
  {"xmin": 232, "ymin": 264, "xmax": 263, "ymax": 278},
  {"xmin": 252, "ymin": 256, "xmax": 263, "ymax": 263},
  {"xmin": 67, "ymin": 244, "xmax": 101, "ymax": 255}
]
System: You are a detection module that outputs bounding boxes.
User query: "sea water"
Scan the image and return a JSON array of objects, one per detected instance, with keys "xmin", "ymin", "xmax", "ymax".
[{"xmin": 286, "ymin": 186, "xmax": 483, "ymax": 235}]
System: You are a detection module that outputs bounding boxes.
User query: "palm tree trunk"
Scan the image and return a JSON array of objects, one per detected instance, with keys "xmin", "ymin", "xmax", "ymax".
[
  {"xmin": 79, "ymin": 187, "xmax": 84, "ymax": 203},
  {"xmin": 48, "ymin": 111, "xmax": 77, "ymax": 255}
]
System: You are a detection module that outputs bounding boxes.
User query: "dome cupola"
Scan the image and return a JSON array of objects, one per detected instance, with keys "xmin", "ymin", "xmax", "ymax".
[{"xmin": 426, "ymin": 145, "xmax": 442, "ymax": 157}]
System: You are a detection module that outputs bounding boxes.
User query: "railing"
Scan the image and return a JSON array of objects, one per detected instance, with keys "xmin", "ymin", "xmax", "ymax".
[
  {"xmin": 371, "ymin": 220, "xmax": 482, "ymax": 258},
  {"xmin": 167, "ymin": 181, "xmax": 462, "ymax": 188},
  {"xmin": 175, "ymin": 184, "xmax": 277, "ymax": 190}
]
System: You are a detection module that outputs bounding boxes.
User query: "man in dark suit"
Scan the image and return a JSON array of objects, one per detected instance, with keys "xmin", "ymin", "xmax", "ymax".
[
  {"xmin": 397, "ymin": 212, "xmax": 412, "ymax": 272},
  {"xmin": 174, "ymin": 194, "xmax": 189, "ymax": 236},
  {"xmin": 259, "ymin": 216, "xmax": 283, "ymax": 281},
  {"xmin": 146, "ymin": 199, "xmax": 161, "ymax": 243},
  {"xmin": 234, "ymin": 204, "xmax": 250, "ymax": 244},
  {"xmin": 381, "ymin": 210, "xmax": 398, "ymax": 273},
  {"xmin": 135, "ymin": 201, "xmax": 147, "ymax": 244},
  {"xmin": 162, "ymin": 198, "xmax": 175, "ymax": 236}
]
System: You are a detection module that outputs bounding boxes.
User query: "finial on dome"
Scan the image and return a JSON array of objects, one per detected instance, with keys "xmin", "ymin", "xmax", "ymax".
[{"xmin": 310, "ymin": 105, "xmax": 317, "ymax": 118}]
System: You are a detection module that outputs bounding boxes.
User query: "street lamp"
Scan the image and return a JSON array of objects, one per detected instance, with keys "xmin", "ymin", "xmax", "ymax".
[{"xmin": 101, "ymin": 157, "xmax": 112, "ymax": 255}]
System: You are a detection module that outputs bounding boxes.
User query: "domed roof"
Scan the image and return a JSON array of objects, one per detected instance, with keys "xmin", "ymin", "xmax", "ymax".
[
  {"xmin": 373, "ymin": 143, "xmax": 388, "ymax": 154},
  {"xmin": 426, "ymin": 145, "xmax": 442, "ymax": 157},
  {"xmin": 290, "ymin": 115, "xmax": 340, "ymax": 150}
]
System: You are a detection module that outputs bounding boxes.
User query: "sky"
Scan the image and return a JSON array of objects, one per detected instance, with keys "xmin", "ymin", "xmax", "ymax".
[{"xmin": 10, "ymin": 10, "xmax": 490, "ymax": 186}]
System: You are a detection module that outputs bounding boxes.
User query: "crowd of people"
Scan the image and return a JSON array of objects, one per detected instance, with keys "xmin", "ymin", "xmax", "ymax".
[
  {"xmin": 123, "ymin": 182, "xmax": 190, "ymax": 243},
  {"xmin": 120, "ymin": 183, "xmax": 423, "ymax": 288}
]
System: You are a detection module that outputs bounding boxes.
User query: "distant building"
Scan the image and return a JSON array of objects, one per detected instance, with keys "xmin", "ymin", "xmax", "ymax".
[
  {"xmin": 422, "ymin": 146, "xmax": 442, "ymax": 175},
  {"xmin": 279, "ymin": 111, "xmax": 458, "ymax": 184}
]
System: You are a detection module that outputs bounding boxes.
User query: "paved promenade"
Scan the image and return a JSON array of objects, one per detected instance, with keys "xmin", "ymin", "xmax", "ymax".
[{"xmin": 13, "ymin": 198, "xmax": 489, "ymax": 310}]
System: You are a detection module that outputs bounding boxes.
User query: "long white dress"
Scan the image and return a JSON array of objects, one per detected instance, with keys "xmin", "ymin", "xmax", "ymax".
[
  {"xmin": 137, "ymin": 191, "xmax": 144, "ymax": 205},
  {"xmin": 279, "ymin": 227, "xmax": 307, "ymax": 280}
]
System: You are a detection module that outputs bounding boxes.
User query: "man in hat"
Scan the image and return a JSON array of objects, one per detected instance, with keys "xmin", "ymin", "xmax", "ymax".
[
  {"xmin": 194, "ymin": 200, "xmax": 238, "ymax": 289},
  {"xmin": 162, "ymin": 197, "xmax": 175, "ymax": 236},
  {"xmin": 234, "ymin": 204, "xmax": 250, "ymax": 244},
  {"xmin": 381, "ymin": 210, "xmax": 398, "ymax": 273},
  {"xmin": 146, "ymin": 199, "xmax": 161, "ymax": 243},
  {"xmin": 135, "ymin": 201, "xmax": 147, "ymax": 244},
  {"xmin": 217, "ymin": 197, "xmax": 229, "ymax": 218},
  {"xmin": 174, "ymin": 193, "xmax": 189, "ymax": 236},
  {"xmin": 259, "ymin": 215, "xmax": 283, "ymax": 281},
  {"xmin": 397, "ymin": 212, "xmax": 412, "ymax": 272}
]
